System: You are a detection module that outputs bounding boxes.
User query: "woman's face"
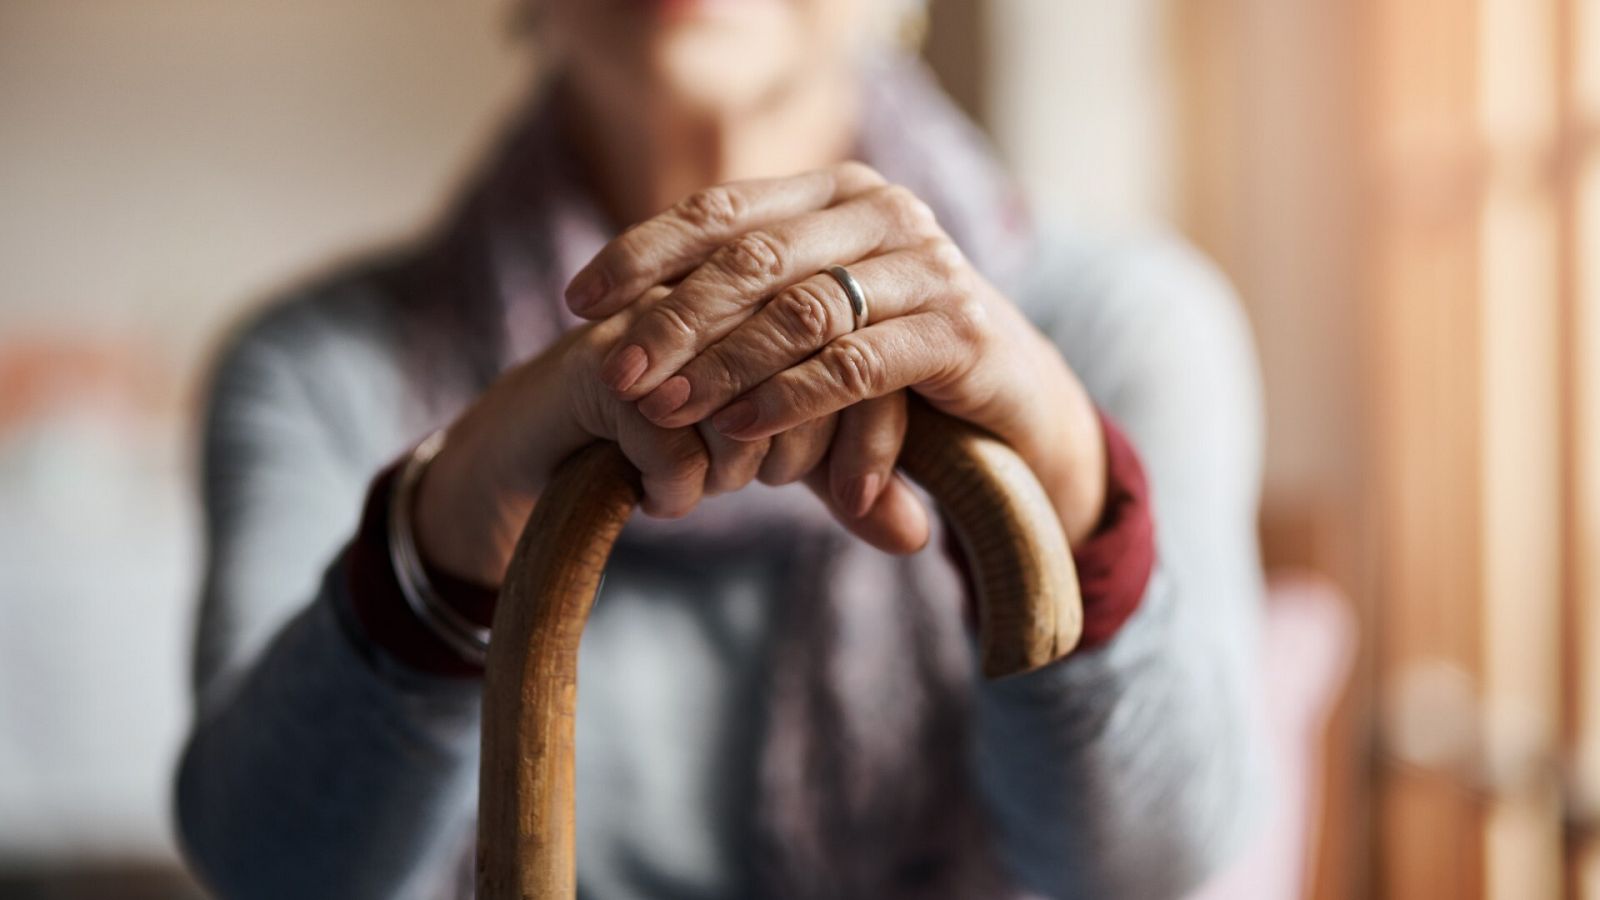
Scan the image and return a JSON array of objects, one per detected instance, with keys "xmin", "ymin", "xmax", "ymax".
[{"xmin": 541, "ymin": 0, "xmax": 877, "ymax": 114}]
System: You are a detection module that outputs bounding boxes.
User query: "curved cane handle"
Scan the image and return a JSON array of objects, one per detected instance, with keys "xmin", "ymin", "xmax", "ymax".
[{"xmin": 477, "ymin": 397, "xmax": 1082, "ymax": 899}]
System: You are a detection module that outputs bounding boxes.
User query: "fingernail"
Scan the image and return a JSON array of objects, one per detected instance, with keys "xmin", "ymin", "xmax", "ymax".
[
  {"xmin": 639, "ymin": 376, "xmax": 691, "ymax": 422},
  {"xmin": 566, "ymin": 269, "xmax": 608, "ymax": 313},
  {"xmin": 712, "ymin": 399, "xmax": 758, "ymax": 436},
  {"xmin": 845, "ymin": 473, "xmax": 881, "ymax": 518},
  {"xmin": 600, "ymin": 344, "xmax": 648, "ymax": 393}
]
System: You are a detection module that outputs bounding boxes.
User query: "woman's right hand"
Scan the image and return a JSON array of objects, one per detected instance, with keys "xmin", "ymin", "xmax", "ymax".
[{"xmin": 411, "ymin": 290, "xmax": 931, "ymax": 589}]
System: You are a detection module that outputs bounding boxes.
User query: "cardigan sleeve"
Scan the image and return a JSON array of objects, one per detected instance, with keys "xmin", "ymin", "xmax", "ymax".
[
  {"xmin": 174, "ymin": 294, "xmax": 481, "ymax": 900},
  {"xmin": 971, "ymin": 230, "xmax": 1272, "ymax": 899}
]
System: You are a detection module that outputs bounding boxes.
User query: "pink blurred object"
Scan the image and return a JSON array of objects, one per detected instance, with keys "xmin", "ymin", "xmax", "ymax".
[{"xmin": 1189, "ymin": 574, "xmax": 1357, "ymax": 900}]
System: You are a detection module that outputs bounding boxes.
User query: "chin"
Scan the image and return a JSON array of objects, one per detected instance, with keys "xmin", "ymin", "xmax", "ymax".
[
  {"xmin": 646, "ymin": 26, "xmax": 801, "ymax": 111},
  {"xmin": 552, "ymin": 0, "xmax": 838, "ymax": 114}
]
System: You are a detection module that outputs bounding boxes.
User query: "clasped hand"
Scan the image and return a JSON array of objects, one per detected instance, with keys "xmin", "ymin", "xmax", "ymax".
[{"xmin": 416, "ymin": 162, "xmax": 1104, "ymax": 587}]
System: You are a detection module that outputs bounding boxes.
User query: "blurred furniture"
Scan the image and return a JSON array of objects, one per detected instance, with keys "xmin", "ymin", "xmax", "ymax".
[
  {"xmin": 0, "ymin": 341, "xmax": 202, "ymax": 894},
  {"xmin": 1191, "ymin": 576, "xmax": 1357, "ymax": 900}
]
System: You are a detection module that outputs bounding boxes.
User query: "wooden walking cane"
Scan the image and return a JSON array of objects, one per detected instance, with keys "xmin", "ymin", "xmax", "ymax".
[{"xmin": 477, "ymin": 397, "xmax": 1084, "ymax": 899}]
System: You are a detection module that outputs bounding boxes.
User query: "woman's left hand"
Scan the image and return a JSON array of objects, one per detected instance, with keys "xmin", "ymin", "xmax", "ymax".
[{"xmin": 565, "ymin": 163, "xmax": 1109, "ymax": 544}]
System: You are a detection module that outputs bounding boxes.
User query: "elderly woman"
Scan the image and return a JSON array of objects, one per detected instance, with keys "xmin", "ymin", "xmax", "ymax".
[{"xmin": 175, "ymin": 1, "xmax": 1267, "ymax": 898}]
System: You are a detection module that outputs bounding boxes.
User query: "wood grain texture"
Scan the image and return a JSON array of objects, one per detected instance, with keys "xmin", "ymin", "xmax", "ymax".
[
  {"xmin": 899, "ymin": 397, "xmax": 1083, "ymax": 678},
  {"xmin": 476, "ymin": 442, "xmax": 640, "ymax": 900},
  {"xmin": 477, "ymin": 398, "xmax": 1082, "ymax": 899}
]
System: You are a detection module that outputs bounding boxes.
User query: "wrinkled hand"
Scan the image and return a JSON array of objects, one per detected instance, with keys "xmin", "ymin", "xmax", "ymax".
[
  {"xmin": 559, "ymin": 303, "xmax": 932, "ymax": 555},
  {"xmin": 565, "ymin": 162, "xmax": 1108, "ymax": 544},
  {"xmin": 415, "ymin": 299, "xmax": 933, "ymax": 587}
]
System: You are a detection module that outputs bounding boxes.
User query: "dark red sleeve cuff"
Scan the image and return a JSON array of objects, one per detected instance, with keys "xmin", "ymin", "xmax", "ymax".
[
  {"xmin": 943, "ymin": 408, "xmax": 1156, "ymax": 653},
  {"xmin": 344, "ymin": 462, "xmax": 500, "ymax": 678},
  {"xmin": 1069, "ymin": 410, "xmax": 1156, "ymax": 649}
]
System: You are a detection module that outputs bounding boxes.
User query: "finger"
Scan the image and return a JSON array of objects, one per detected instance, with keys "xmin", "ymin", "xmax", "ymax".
[
  {"xmin": 803, "ymin": 467, "xmax": 930, "ymax": 555},
  {"xmin": 565, "ymin": 162, "xmax": 886, "ymax": 317},
  {"xmin": 637, "ymin": 244, "xmax": 962, "ymax": 428},
  {"xmin": 696, "ymin": 422, "xmax": 771, "ymax": 495},
  {"xmin": 758, "ymin": 413, "xmax": 836, "ymax": 486},
  {"xmin": 712, "ymin": 308, "xmax": 985, "ymax": 441},
  {"xmin": 613, "ymin": 410, "xmax": 708, "ymax": 519},
  {"xmin": 828, "ymin": 393, "xmax": 907, "ymax": 518},
  {"xmin": 599, "ymin": 185, "xmax": 941, "ymax": 399}
]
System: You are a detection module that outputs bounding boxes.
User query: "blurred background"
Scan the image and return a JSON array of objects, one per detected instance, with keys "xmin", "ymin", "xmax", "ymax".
[{"xmin": 0, "ymin": 0, "xmax": 1587, "ymax": 897}]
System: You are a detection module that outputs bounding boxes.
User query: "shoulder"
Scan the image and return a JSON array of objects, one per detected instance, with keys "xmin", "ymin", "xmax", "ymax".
[
  {"xmin": 199, "ymin": 252, "xmax": 423, "ymax": 469},
  {"xmin": 1019, "ymin": 227, "xmax": 1251, "ymax": 387},
  {"xmin": 1015, "ymin": 225, "xmax": 1264, "ymax": 514},
  {"xmin": 211, "ymin": 254, "xmax": 409, "ymax": 386},
  {"xmin": 1016, "ymin": 225, "xmax": 1259, "ymax": 425}
]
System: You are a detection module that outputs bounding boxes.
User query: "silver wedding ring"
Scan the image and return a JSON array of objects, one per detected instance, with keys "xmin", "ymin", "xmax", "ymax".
[{"xmin": 825, "ymin": 265, "xmax": 870, "ymax": 332}]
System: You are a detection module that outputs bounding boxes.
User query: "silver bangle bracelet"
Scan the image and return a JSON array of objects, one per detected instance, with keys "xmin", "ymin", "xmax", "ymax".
[{"xmin": 388, "ymin": 429, "xmax": 492, "ymax": 666}]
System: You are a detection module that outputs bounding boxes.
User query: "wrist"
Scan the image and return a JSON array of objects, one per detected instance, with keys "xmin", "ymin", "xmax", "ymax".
[
  {"xmin": 344, "ymin": 462, "xmax": 488, "ymax": 677},
  {"xmin": 1033, "ymin": 417, "xmax": 1108, "ymax": 546},
  {"xmin": 413, "ymin": 337, "xmax": 590, "ymax": 587},
  {"xmin": 412, "ymin": 425, "xmax": 522, "ymax": 588},
  {"xmin": 1003, "ymin": 325, "xmax": 1108, "ymax": 545},
  {"xmin": 389, "ymin": 431, "xmax": 491, "ymax": 663}
]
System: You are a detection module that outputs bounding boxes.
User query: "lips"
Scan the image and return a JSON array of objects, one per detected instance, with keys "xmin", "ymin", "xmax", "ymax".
[{"xmin": 627, "ymin": 0, "xmax": 776, "ymax": 17}]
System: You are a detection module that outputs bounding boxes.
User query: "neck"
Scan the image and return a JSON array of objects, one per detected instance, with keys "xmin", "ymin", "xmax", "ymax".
[{"xmin": 554, "ymin": 67, "xmax": 861, "ymax": 228}]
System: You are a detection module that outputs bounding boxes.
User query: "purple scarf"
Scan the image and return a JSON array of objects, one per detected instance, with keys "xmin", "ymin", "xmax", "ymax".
[{"xmin": 404, "ymin": 55, "xmax": 1040, "ymax": 899}]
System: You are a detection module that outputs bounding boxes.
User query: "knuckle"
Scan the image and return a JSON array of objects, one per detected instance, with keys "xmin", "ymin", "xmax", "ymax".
[
  {"xmin": 760, "ymin": 459, "xmax": 805, "ymax": 487},
  {"xmin": 875, "ymin": 184, "xmax": 938, "ymax": 233},
  {"xmin": 737, "ymin": 439, "xmax": 770, "ymax": 478},
  {"xmin": 822, "ymin": 339, "xmax": 885, "ymax": 397},
  {"xmin": 696, "ymin": 346, "xmax": 741, "ymax": 392},
  {"xmin": 833, "ymin": 160, "xmax": 887, "ymax": 191},
  {"xmin": 948, "ymin": 295, "xmax": 992, "ymax": 346},
  {"xmin": 759, "ymin": 419, "xmax": 830, "ymax": 485},
  {"xmin": 925, "ymin": 237, "xmax": 968, "ymax": 281},
  {"xmin": 758, "ymin": 440, "xmax": 808, "ymax": 486},
  {"xmin": 674, "ymin": 186, "xmax": 743, "ymax": 231},
  {"xmin": 755, "ymin": 443, "xmax": 787, "ymax": 483},
  {"xmin": 704, "ymin": 457, "xmax": 734, "ymax": 493},
  {"xmin": 648, "ymin": 301, "xmax": 701, "ymax": 344},
  {"xmin": 716, "ymin": 230, "xmax": 787, "ymax": 284},
  {"xmin": 708, "ymin": 438, "xmax": 764, "ymax": 493},
  {"xmin": 772, "ymin": 283, "xmax": 837, "ymax": 347},
  {"xmin": 668, "ymin": 441, "xmax": 709, "ymax": 481},
  {"xmin": 773, "ymin": 377, "xmax": 813, "ymax": 421}
]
